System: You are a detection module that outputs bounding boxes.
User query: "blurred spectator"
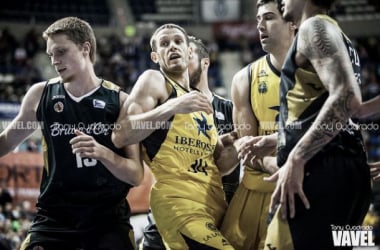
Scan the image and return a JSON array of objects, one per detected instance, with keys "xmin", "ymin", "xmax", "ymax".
[{"xmin": 0, "ymin": 183, "xmax": 12, "ymax": 213}]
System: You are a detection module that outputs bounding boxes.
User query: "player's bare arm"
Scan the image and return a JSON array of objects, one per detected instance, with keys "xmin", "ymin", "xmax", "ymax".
[
  {"xmin": 71, "ymin": 91, "xmax": 144, "ymax": 186},
  {"xmin": 291, "ymin": 17, "xmax": 361, "ymax": 165},
  {"xmin": 0, "ymin": 81, "xmax": 45, "ymax": 156},
  {"xmin": 112, "ymin": 70, "xmax": 213, "ymax": 147},
  {"xmin": 231, "ymin": 66, "xmax": 273, "ymax": 170},
  {"xmin": 266, "ymin": 17, "xmax": 361, "ymax": 219}
]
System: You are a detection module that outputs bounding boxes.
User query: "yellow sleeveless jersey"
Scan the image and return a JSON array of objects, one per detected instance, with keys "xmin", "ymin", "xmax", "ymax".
[
  {"xmin": 142, "ymin": 75, "xmax": 223, "ymax": 188},
  {"xmin": 243, "ymin": 54, "xmax": 279, "ymax": 190},
  {"xmin": 250, "ymin": 54, "xmax": 280, "ymax": 136},
  {"xmin": 142, "ymin": 74, "xmax": 228, "ymax": 249}
]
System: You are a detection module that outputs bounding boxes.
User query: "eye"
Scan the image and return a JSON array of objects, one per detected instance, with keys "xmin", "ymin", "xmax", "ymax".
[
  {"xmin": 160, "ymin": 41, "xmax": 169, "ymax": 47},
  {"xmin": 176, "ymin": 38, "xmax": 183, "ymax": 44},
  {"xmin": 56, "ymin": 48, "xmax": 66, "ymax": 55},
  {"xmin": 265, "ymin": 14, "xmax": 275, "ymax": 20}
]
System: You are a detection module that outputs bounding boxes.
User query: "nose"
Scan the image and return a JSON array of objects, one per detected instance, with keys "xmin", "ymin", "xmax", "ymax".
[
  {"xmin": 257, "ymin": 19, "xmax": 265, "ymax": 31},
  {"xmin": 51, "ymin": 56, "xmax": 60, "ymax": 66},
  {"xmin": 169, "ymin": 41, "xmax": 178, "ymax": 51}
]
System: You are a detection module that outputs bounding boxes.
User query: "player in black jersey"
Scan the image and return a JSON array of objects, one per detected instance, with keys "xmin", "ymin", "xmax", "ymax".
[
  {"xmin": 0, "ymin": 17, "xmax": 144, "ymax": 250},
  {"xmin": 187, "ymin": 36, "xmax": 240, "ymax": 204},
  {"xmin": 256, "ymin": 0, "xmax": 372, "ymax": 249}
]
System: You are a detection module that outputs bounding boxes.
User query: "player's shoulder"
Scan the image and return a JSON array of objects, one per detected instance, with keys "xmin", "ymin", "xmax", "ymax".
[
  {"xmin": 45, "ymin": 76, "xmax": 61, "ymax": 85},
  {"xmin": 101, "ymin": 80, "xmax": 121, "ymax": 92},
  {"xmin": 299, "ymin": 15, "xmax": 338, "ymax": 39},
  {"xmin": 139, "ymin": 69, "xmax": 165, "ymax": 82}
]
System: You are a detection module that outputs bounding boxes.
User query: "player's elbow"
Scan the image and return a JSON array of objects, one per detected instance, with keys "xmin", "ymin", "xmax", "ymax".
[
  {"xmin": 112, "ymin": 131, "xmax": 126, "ymax": 149},
  {"xmin": 129, "ymin": 168, "xmax": 144, "ymax": 186}
]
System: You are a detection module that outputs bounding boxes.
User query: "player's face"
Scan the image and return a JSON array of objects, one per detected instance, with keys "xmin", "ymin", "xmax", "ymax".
[
  {"xmin": 256, "ymin": 2, "xmax": 293, "ymax": 54},
  {"xmin": 282, "ymin": 0, "xmax": 304, "ymax": 23},
  {"xmin": 188, "ymin": 42, "xmax": 202, "ymax": 88},
  {"xmin": 154, "ymin": 28, "xmax": 190, "ymax": 74},
  {"xmin": 46, "ymin": 34, "xmax": 87, "ymax": 82}
]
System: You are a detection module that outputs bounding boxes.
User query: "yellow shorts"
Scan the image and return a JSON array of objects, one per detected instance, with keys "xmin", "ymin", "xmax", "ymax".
[
  {"xmin": 263, "ymin": 207, "xmax": 294, "ymax": 250},
  {"xmin": 150, "ymin": 180, "xmax": 233, "ymax": 250},
  {"xmin": 221, "ymin": 170, "xmax": 275, "ymax": 250}
]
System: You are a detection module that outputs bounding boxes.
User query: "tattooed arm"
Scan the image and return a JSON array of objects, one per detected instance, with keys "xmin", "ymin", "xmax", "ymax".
[
  {"xmin": 265, "ymin": 17, "xmax": 362, "ymax": 219},
  {"xmin": 291, "ymin": 17, "xmax": 361, "ymax": 163}
]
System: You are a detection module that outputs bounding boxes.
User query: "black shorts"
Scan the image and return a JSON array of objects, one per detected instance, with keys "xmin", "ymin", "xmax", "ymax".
[
  {"xmin": 265, "ymin": 146, "xmax": 372, "ymax": 250},
  {"xmin": 20, "ymin": 224, "xmax": 136, "ymax": 250}
]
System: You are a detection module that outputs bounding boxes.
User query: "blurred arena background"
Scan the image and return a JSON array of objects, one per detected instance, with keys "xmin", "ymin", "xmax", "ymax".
[{"xmin": 0, "ymin": 0, "xmax": 379, "ymax": 249}]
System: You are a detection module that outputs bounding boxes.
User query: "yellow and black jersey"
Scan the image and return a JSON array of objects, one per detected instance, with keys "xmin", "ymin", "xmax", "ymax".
[
  {"xmin": 142, "ymin": 74, "xmax": 223, "ymax": 189},
  {"xmin": 249, "ymin": 54, "xmax": 280, "ymax": 136},
  {"xmin": 143, "ymin": 74, "xmax": 228, "ymax": 249},
  {"xmin": 35, "ymin": 78, "xmax": 132, "ymax": 233},
  {"xmin": 277, "ymin": 15, "xmax": 363, "ymax": 166}
]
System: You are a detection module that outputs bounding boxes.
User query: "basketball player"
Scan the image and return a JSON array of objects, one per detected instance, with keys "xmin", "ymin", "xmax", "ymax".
[
  {"xmin": 262, "ymin": 0, "xmax": 372, "ymax": 249},
  {"xmin": 187, "ymin": 36, "xmax": 240, "ymax": 204},
  {"xmin": 140, "ymin": 35, "xmax": 240, "ymax": 250},
  {"xmin": 220, "ymin": 0, "xmax": 295, "ymax": 249},
  {"xmin": 0, "ymin": 17, "xmax": 144, "ymax": 250},
  {"xmin": 112, "ymin": 24, "xmax": 238, "ymax": 249}
]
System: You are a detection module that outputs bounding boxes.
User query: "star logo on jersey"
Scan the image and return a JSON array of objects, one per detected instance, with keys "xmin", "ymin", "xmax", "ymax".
[{"xmin": 193, "ymin": 113, "xmax": 212, "ymax": 139}]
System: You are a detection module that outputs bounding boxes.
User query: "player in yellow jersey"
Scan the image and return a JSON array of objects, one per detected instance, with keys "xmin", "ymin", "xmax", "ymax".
[
  {"xmin": 259, "ymin": 0, "xmax": 371, "ymax": 249},
  {"xmin": 220, "ymin": 0, "xmax": 295, "ymax": 249},
  {"xmin": 112, "ymin": 24, "xmax": 239, "ymax": 249}
]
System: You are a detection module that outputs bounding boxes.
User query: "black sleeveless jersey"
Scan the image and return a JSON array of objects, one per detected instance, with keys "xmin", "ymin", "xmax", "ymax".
[
  {"xmin": 212, "ymin": 94, "xmax": 234, "ymax": 135},
  {"xmin": 34, "ymin": 78, "xmax": 132, "ymax": 232},
  {"xmin": 277, "ymin": 15, "xmax": 364, "ymax": 166}
]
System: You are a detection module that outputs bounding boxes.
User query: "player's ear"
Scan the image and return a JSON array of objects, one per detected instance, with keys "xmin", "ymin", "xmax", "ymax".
[
  {"xmin": 82, "ymin": 41, "xmax": 91, "ymax": 57},
  {"xmin": 202, "ymin": 58, "xmax": 210, "ymax": 69},
  {"xmin": 151, "ymin": 51, "xmax": 159, "ymax": 63},
  {"xmin": 289, "ymin": 22, "xmax": 297, "ymax": 31},
  {"xmin": 188, "ymin": 45, "xmax": 193, "ymax": 59}
]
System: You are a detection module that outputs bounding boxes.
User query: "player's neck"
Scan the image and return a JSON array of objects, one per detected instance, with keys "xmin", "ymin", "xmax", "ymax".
[
  {"xmin": 269, "ymin": 53, "xmax": 286, "ymax": 72},
  {"xmin": 64, "ymin": 70, "xmax": 102, "ymax": 97},
  {"xmin": 195, "ymin": 77, "xmax": 213, "ymax": 102},
  {"xmin": 168, "ymin": 71, "xmax": 190, "ymax": 91}
]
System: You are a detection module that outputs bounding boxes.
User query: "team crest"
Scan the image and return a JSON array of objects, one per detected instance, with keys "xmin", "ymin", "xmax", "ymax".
[
  {"xmin": 54, "ymin": 101, "xmax": 64, "ymax": 113},
  {"xmin": 258, "ymin": 81, "xmax": 268, "ymax": 94},
  {"xmin": 193, "ymin": 113, "xmax": 213, "ymax": 139}
]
